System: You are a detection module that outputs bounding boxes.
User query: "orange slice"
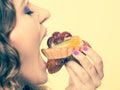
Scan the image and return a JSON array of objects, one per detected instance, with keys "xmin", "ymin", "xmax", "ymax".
[{"xmin": 53, "ymin": 36, "xmax": 81, "ymax": 48}]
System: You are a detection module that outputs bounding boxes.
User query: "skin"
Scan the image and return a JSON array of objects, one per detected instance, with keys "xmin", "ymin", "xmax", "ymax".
[
  {"xmin": 65, "ymin": 46, "xmax": 104, "ymax": 90},
  {"xmin": 9, "ymin": 0, "xmax": 104, "ymax": 89},
  {"xmin": 10, "ymin": 0, "xmax": 50, "ymax": 84}
]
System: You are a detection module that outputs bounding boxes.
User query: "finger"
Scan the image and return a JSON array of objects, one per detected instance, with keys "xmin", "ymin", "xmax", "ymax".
[
  {"xmin": 66, "ymin": 61, "xmax": 94, "ymax": 88},
  {"xmin": 82, "ymin": 40, "xmax": 92, "ymax": 48},
  {"xmin": 66, "ymin": 61, "xmax": 83, "ymax": 85},
  {"xmin": 72, "ymin": 50, "xmax": 101, "ymax": 87},
  {"xmin": 81, "ymin": 45, "xmax": 104, "ymax": 79},
  {"xmin": 65, "ymin": 62, "xmax": 84, "ymax": 88}
]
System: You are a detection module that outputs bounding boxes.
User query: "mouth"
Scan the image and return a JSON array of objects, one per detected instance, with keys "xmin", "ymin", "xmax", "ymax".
[
  {"xmin": 40, "ymin": 55, "xmax": 47, "ymax": 66},
  {"xmin": 39, "ymin": 28, "xmax": 48, "ymax": 68},
  {"xmin": 40, "ymin": 50, "xmax": 47, "ymax": 68},
  {"xmin": 43, "ymin": 30, "xmax": 47, "ymax": 38},
  {"xmin": 41, "ymin": 27, "xmax": 47, "ymax": 42}
]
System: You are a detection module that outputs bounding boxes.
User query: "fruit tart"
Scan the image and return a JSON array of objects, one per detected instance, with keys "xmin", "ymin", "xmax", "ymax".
[{"xmin": 42, "ymin": 31, "xmax": 83, "ymax": 74}]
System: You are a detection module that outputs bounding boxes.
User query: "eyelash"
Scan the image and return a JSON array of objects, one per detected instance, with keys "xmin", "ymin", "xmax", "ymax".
[{"xmin": 24, "ymin": 6, "xmax": 33, "ymax": 15}]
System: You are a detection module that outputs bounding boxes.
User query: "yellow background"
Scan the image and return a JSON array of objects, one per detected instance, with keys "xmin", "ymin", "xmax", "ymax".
[{"xmin": 30, "ymin": 0, "xmax": 120, "ymax": 90}]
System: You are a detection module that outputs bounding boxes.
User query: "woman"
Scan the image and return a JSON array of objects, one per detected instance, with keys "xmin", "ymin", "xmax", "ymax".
[{"xmin": 0, "ymin": 0, "xmax": 104, "ymax": 90}]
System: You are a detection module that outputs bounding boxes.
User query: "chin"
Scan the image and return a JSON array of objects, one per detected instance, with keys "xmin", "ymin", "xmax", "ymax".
[
  {"xmin": 34, "ymin": 72, "xmax": 48, "ymax": 85},
  {"xmin": 39, "ymin": 74, "xmax": 48, "ymax": 84},
  {"xmin": 23, "ymin": 71, "xmax": 48, "ymax": 85},
  {"xmin": 29, "ymin": 77, "xmax": 48, "ymax": 85}
]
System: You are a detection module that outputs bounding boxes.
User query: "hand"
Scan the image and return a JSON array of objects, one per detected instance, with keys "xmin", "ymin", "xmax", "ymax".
[{"xmin": 65, "ymin": 45, "xmax": 104, "ymax": 90}]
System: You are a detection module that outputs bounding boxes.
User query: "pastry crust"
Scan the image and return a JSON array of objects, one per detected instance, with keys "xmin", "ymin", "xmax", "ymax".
[{"xmin": 42, "ymin": 46, "xmax": 74, "ymax": 59}]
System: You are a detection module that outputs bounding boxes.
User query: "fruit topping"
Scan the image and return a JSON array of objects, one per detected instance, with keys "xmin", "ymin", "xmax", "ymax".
[{"xmin": 47, "ymin": 31, "xmax": 72, "ymax": 48}]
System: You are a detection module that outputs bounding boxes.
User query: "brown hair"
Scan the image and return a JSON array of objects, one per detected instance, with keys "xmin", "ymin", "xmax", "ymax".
[
  {"xmin": 0, "ymin": 0, "xmax": 21, "ymax": 89},
  {"xmin": 0, "ymin": 0, "xmax": 48, "ymax": 90}
]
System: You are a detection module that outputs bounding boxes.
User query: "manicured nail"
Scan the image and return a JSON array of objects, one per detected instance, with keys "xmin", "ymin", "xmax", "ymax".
[
  {"xmin": 82, "ymin": 40, "xmax": 92, "ymax": 48},
  {"xmin": 82, "ymin": 45, "xmax": 88, "ymax": 51},
  {"xmin": 73, "ymin": 50, "xmax": 79, "ymax": 55}
]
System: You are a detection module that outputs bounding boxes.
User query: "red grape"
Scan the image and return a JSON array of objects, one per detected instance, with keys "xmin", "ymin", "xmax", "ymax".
[
  {"xmin": 53, "ymin": 36, "xmax": 64, "ymax": 45},
  {"xmin": 61, "ymin": 31, "xmax": 72, "ymax": 38},
  {"xmin": 47, "ymin": 31, "xmax": 72, "ymax": 47},
  {"xmin": 52, "ymin": 31, "xmax": 60, "ymax": 38},
  {"xmin": 47, "ymin": 37, "xmax": 54, "ymax": 48}
]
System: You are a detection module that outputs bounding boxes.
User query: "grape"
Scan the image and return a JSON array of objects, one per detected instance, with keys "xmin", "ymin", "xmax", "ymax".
[
  {"xmin": 47, "ymin": 31, "xmax": 72, "ymax": 47},
  {"xmin": 53, "ymin": 36, "xmax": 64, "ymax": 45},
  {"xmin": 61, "ymin": 31, "xmax": 72, "ymax": 38},
  {"xmin": 47, "ymin": 37, "xmax": 54, "ymax": 48},
  {"xmin": 52, "ymin": 31, "xmax": 60, "ymax": 38}
]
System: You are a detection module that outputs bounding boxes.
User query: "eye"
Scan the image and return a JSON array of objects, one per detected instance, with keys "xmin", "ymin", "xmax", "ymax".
[{"xmin": 24, "ymin": 6, "xmax": 33, "ymax": 15}]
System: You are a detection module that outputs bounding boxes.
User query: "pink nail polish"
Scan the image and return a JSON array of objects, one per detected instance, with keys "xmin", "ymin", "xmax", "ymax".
[
  {"xmin": 73, "ymin": 50, "xmax": 79, "ymax": 55},
  {"xmin": 82, "ymin": 46, "xmax": 88, "ymax": 51}
]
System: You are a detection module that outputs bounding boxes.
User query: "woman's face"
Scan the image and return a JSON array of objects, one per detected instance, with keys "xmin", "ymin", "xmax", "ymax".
[{"xmin": 9, "ymin": 0, "xmax": 50, "ymax": 84}]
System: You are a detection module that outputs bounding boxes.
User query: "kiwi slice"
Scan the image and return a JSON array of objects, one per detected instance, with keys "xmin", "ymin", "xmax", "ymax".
[{"xmin": 53, "ymin": 36, "xmax": 81, "ymax": 48}]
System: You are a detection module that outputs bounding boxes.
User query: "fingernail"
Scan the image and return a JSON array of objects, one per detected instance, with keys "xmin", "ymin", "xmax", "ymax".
[
  {"xmin": 82, "ymin": 40, "xmax": 92, "ymax": 48},
  {"xmin": 73, "ymin": 50, "xmax": 79, "ymax": 55},
  {"xmin": 82, "ymin": 45, "xmax": 88, "ymax": 51}
]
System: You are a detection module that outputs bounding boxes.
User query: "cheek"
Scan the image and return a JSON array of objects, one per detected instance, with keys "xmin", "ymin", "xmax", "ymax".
[
  {"xmin": 28, "ymin": 27, "xmax": 40, "ymax": 44},
  {"xmin": 23, "ymin": 22, "xmax": 41, "ymax": 46},
  {"xmin": 19, "ymin": 15, "xmax": 41, "ymax": 45},
  {"xmin": 10, "ymin": 18, "xmax": 42, "ymax": 54}
]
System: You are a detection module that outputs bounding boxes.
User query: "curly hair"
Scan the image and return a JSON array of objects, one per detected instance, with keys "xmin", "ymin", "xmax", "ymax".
[
  {"xmin": 0, "ymin": 0, "xmax": 49, "ymax": 90},
  {"xmin": 0, "ymin": 0, "xmax": 21, "ymax": 89}
]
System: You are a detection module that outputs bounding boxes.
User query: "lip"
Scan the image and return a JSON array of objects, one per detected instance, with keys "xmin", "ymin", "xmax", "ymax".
[
  {"xmin": 44, "ymin": 29, "xmax": 47, "ymax": 38},
  {"xmin": 39, "ymin": 55, "xmax": 47, "ymax": 71},
  {"xmin": 40, "ymin": 27, "xmax": 47, "ymax": 67},
  {"xmin": 41, "ymin": 28, "xmax": 47, "ymax": 41}
]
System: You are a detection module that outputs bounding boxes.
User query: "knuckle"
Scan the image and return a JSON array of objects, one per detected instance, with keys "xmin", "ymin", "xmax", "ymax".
[
  {"xmin": 95, "ymin": 81, "xmax": 101, "ymax": 88},
  {"xmin": 92, "ymin": 79, "xmax": 101, "ymax": 89},
  {"xmin": 87, "ymin": 64, "xmax": 98, "ymax": 76},
  {"xmin": 100, "ymin": 73, "xmax": 104, "ymax": 79},
  {"xmin": 98, "ymin": 60, "xmax": 103, "ymax": 66},
  {"xmin": 97, "ymin": 56, "xmax": 103, "ymax": 66},
  {"xmin": 88, "ymin": 64, "xmax": 95, "ymax": 72},
  {"xmin": 92, "ymin": 77, "xmax": 101, "ymax": 88},
  {"xmin": 86, "ymin": 82, "xmax": 95, "ymax": 90},
  {"xmin": 96, "ymin": 60, "xmax": 103, "ymax": 70},
  {"xmin": 82, "ymin": 72, "xmax": 91, "ymax": 82}
]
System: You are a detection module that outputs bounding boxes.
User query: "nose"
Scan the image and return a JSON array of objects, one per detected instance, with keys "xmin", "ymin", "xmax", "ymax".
[{"xmin": 38, "ymin": 8, "xmax": 50, "ymax": 24}]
